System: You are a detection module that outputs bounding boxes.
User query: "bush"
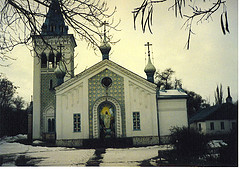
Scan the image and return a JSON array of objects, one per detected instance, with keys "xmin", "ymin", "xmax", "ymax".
[
  {"xmin": 219, "ymin": 128, "xmax": 238, "ymax": 166},
  {"xmin": 169, "ymin": 126, "xmax": 208, "ymax": 158}
]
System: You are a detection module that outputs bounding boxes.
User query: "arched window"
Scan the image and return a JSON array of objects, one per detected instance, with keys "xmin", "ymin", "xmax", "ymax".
[
  {"xmin": 41, "ymin": 53, "xmax": 47, "ymax": 68},
  {"xmin": 49, "ymin": 53, "xmax": 55, "ymax": 68},
  {"xmin": 47, "ymin": 118, "xmax": 55, "ymax": 132}
]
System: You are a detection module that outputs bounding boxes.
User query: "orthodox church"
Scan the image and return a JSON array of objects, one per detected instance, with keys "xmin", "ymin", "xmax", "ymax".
[{"xmin": 32, "ymin": 0, "xmax": 188, "ymax": 147}]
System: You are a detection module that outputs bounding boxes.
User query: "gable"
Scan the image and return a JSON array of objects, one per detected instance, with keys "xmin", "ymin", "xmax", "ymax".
[{"xmin": 55, "ymin": 59, "xmax": 156, "ymax": 92}]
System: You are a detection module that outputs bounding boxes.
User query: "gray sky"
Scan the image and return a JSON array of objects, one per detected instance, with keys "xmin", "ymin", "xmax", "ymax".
[{"xmin": 0, "ymin": 0, "xmax": 238, "ymax": 105}]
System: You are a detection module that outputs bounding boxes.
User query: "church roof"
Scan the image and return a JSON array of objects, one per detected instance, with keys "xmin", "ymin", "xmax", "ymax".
[
  {"xmin": 157, "ymin": 89, "xmax": 188, "ymax": 99},
  {"xmin": 189, "ymin": 103, "xmax": 237, "ymax": 124},
  {"xmin": 55, "ymin": 59, "xmax": 157, "ymax": 92},
  {"xmin": 41, "ymin": 0, "xmax": 68, "ymax": 35}
]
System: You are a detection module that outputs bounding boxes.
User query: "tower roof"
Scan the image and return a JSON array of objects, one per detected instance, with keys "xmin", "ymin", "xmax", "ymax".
[{"xmin": 41, "ymin": 0, "xmax": 68, "ymax": 35}]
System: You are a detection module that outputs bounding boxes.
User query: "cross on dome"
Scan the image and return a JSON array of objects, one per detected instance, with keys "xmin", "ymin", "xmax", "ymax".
[
  {"xmin": 102, "ymin": 21, "xmax": 109, "ymax": 43},
  {"xmin": 144, "ymin": 42, "xmax": 152, "ymax": 57},
  {"xmin": 144, "ymin": 42, "xmax": 156, "ymax": 83},
  {"xmin": 99, "ymin": 21, "xmax": 111, "ymax": 60}
]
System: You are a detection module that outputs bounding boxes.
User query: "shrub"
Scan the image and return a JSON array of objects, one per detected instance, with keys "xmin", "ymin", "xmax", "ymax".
[{"xmin": 169, "ymin": 126, "xmax": 208, "ymax": 158}]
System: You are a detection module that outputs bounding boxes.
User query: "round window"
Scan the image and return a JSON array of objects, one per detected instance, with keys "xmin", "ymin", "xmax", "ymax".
[{"xmin": 101, "ymin": 77, "xmax": 112, "ymax": 88}]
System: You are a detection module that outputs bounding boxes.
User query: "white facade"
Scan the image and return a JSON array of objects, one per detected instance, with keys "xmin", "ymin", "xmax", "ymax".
[
  {"xmin": 190, "ymin": 120, "xmax": 237, "ymax": 135},
  {"xmin": 55, "ymin": 60, "xmax": 160, "ymax": 145},
  {"xmin": 50, "ymin": 59, "xmax": 189, "ymax": 146},
  {"xmin": 157, "ymin": 90, "xmax": 188, "ymax": 137},
  {"xmin": 158, "ymin": 99, "xmax": 188, "ymax": 136}
]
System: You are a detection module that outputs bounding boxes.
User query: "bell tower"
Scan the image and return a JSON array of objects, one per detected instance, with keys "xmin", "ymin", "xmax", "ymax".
[{"xmin": 32, "ymin": 0, "xmax": 77, "ymax": 139}]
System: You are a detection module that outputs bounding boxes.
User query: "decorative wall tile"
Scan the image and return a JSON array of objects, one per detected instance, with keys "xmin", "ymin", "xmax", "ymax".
[
  {"xmin": 88, "ymin": 69, "xmax": 125, "ymax": 138},
  {"xmin": 40, "ymin": 73, "xmax": 57, "ymax": 134}
]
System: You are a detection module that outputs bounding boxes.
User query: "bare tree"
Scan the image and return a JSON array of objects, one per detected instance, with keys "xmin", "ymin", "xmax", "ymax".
[
  {"xmin": 155, "ymin": 68, "xmax": 175, "ymax": 89},
  {"xmin": 215, "ymin": 83, "xmax": 223, "ymax": 105},
  {"xmin": 0, "ymin": 0, "xmax": 119, "ymax": 65},
  {"xmin": 132, "ymin": 0, "xmax": 229, "ymax": 49}
]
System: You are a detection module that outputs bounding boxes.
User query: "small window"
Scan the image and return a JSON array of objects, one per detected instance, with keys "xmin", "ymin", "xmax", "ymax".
[
  {"xmin": 210, "ymin": 122, "xmax": 214, "ymax": 130},
  {"xmin": 220, "ymin": 122, "xmax": 225, "ymax": 130},
  {"xmin": 73, "ymin": 114, "xmax": 81, "ymax": 132},
  {"xmin": 198, "ymin": 123, "xmax": 202, "ymax": 131},
  {"xmin": 60, "ymin": 26, "xmax": 64, "ymax": 33},
  {"xmin": 50, "ymin": 25, "xmax": 56, "ymax": 32},
  {"xmin": 41, "ymin": 53, "xmax": 47, "ymax": 68},
  {"xmin": 49, "ymin": 79, "xmax": 53, "ymax": 90},
  {"xmin": 133, "ymin": 112, "xmax": 140, "ymax": 130},
  {"xmin": 49, "ymin": 53, "xmax": 55, "ymax": 68}
]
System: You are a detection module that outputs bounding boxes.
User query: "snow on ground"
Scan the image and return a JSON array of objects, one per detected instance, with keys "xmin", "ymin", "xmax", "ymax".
[
  {"xmin": 0, "ymin": 135, "xmax": 171, "ymax": 166},
  {"xmin": 26, "ymin": 149, "xmax": 95, "ymax": 166},
  {"xmin": 0, "ymin": 134, "xmax": 27, "ymax": 145},
  {"xmin": 0, "ymin": 135, "xmax": 95, "ymax": 166},
  {"xmin": 101, "ymin": 145, "xmax": 172, "ymax": 167}
]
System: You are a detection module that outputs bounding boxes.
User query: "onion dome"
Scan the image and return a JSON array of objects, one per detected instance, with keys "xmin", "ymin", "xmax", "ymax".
[
  {"xmin": 54, "ymin": 61, "xmax": 66, "ymax": 85},
  {"xmin": 144, "ymin": 55, "xmax": 156, "ymax": 83},
  {"xmin": 144, "ymin": 55, "xmax": 156, "ymax": 73}
]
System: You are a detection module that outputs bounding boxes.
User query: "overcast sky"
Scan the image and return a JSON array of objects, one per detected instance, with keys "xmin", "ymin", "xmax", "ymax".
[{"xmin": 0, "ymin": 0, "xmax": 238, "ymax": 105}]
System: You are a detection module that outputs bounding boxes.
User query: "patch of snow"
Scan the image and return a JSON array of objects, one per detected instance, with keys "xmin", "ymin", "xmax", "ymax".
[
  {"xmin": 0, "ymin": 135, "xmax": 172, "ymax": 166},
  {"xmin": 32, "ymin": 140, "xmax": 44, "ymax": 145},
  {"xmin": 208, "ymin": 140, "xmax": 227, "ymax": 148},
  {"xmin": 0, "ymin": 134, "xmax": 27, "ymax": 145},
  {"xmin": 1, "ymin": 162, "xmax": 16, "ymax": 166},
  {"xmin": 26, "ymin": 149, "xmax": 95, "ymax": 166},
  {"xmin": 0, "ymin": 142, "xmax": 76, "ymax": 156},
  {"xmin": 101, "ymin": 145, "xmax": 170, "ymax": 166}
]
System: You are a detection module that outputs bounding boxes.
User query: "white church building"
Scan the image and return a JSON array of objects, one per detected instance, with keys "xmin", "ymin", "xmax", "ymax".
[{"xmin": 32, "ymin": 0, "xmax": 188, "ymax": 147}]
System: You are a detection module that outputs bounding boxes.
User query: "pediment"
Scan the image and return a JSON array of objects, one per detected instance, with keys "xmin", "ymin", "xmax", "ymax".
[{"xmin": 55, "ymin": 59, "xmax": 156, "ymax": 91}]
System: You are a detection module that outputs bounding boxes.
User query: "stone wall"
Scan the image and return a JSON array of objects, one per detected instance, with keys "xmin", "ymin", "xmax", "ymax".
[
  {"xmin": 132, "ymin": 136, "xmax": 159, "ymax": 146},
  {"xmin": 56, "ymin": 139, "xmax": 83, "ymax": 147}
]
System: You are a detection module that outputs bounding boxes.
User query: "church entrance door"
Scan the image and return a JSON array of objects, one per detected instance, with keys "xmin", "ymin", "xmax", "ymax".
[{"xmin": 98, "ymin": 102, "xmax": 115, "ymax": 138}]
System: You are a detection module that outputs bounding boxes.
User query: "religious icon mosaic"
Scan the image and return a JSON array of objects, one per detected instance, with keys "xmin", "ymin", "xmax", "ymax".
[{"xmin": 98, "ymin": 102, "xmax": 115, "ymax": 138}]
